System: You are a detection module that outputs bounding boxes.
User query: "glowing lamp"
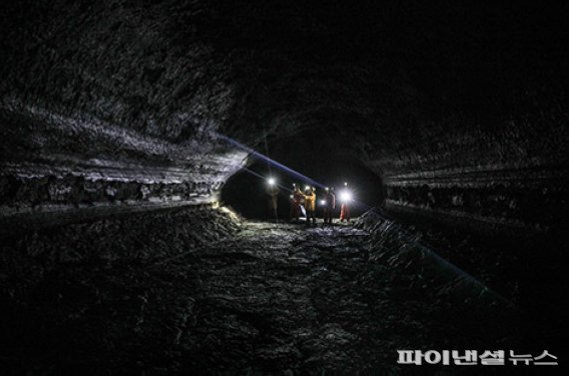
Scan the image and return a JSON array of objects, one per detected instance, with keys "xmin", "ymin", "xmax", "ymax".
[
  {"xmin": 267, "ymin": 177, "xmax": 276, "ymax": 186},
  {"xmin": 320, "ymin": 199, "xmax": 327, "ymax": 206},
  {"xmin": 340, "ymin": 190, "xmax": 352, "ymax": 203}
]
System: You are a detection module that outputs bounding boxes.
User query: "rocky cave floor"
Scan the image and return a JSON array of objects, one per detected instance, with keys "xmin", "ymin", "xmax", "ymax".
[{"xmin": 0, "ymin": 206, "xmax": 553, "ymax": 375}]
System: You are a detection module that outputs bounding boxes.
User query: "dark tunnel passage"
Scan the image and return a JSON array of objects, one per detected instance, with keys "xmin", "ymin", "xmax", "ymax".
[
  {"xmin": 221, "ymin": 128, "xmax": 385, "ymax": 219},
  {"xmin": 1, "ymin": 0, "xmax": 568, "ymax": 374}
]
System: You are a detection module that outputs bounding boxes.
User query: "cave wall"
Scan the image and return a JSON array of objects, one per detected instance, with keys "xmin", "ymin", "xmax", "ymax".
[
  {"xmin": 1, "ymin": 0, "xmax": 567, "ymax": 232},
  {"xmin": 0, "ymin": 0, "xmax": 251, "ymax": 218}
]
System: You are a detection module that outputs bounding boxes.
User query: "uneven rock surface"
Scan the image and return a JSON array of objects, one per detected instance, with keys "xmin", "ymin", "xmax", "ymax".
[{"xmin": 1, "ymin": 206, "xmax": 523, "ymax": 374}]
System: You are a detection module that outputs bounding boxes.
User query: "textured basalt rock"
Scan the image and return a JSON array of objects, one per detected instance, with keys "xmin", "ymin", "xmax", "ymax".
[
  {"xmin": 0, "ymin": 3, "xmax": 566, "ymax": 373},
  {"xmin": 1, "ymin": 1, "xmax": 568, "ymax": 231},
  {"xmin": 0, "ymin": 208, "xmax": 524, "ymax": 374}
]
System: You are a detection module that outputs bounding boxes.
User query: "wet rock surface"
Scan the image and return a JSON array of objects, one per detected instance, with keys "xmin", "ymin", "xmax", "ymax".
[{"xmin": 0, "ymin": 206, "xmax": 523, "ymax": 374}]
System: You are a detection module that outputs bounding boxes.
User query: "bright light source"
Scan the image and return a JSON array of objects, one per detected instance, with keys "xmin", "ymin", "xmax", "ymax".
[
  {"xmin": 305, "ymin": 185, "xmax": 310, "ymax": 191},
  {"xmin": 344, "ymin": 182, "xmax": 348, "ymax": 187},
  {"xmin": 320, "ymin": 200, "xmax": 327, "ymax": 206},
  {"xmin": 289, "ymin": 195, "xmax": 293, "ymax": 199},
  {"xmin": 340, "ymin": 190, "xmax": 352, "ymax": 203},
  {"xmin": 267, "ymin": 177, "xmax": 276, "ymax": 186}
]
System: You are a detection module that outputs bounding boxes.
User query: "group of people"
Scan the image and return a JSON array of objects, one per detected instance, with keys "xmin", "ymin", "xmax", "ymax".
[{"xmin": 266, "ymin": 180, "xmax": 352, "ymax": 225}]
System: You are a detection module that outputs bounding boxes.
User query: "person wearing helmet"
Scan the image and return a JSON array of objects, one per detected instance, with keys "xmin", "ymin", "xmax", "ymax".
[
  {"xmin": 304, "ymin": 186, "xmax": 317, "ymax": 225},
  {"xmin": 323, "ymin": 187, "xmax": 336, "ymax": 224},
  {"xmin": 265, "ymin": 178, "xmax": 280, "ymax": 220},
  {"xmin": 339, "ymin": 182, "xmax": 351, "ymax": 222},
  {"xmin": 290, "ymin": 184, "xmax": 304, "ymax": 222}
]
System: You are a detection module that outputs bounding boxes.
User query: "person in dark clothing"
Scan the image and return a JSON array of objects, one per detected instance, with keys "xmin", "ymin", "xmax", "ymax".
[
  {"xmin": 323, "ymin": 187, "xmax": 336, "ymax": 224},
  {"xmin": 265, "ymin": 180, "xmax": 279, "ymax": 220}
]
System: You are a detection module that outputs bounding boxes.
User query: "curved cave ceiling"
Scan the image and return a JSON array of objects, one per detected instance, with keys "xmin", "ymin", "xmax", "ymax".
[{"xmin": 1, "ymin": 0, "xmax": 568, "ymax": 230}]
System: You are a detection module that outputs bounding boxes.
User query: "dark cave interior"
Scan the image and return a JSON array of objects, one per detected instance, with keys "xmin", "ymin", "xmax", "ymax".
[{"xmin": 0, "ymin": 0, "xmax": 568, "ymax": 374}]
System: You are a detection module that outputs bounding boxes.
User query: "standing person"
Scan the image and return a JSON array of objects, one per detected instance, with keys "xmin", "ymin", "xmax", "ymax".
[
  {"xmin": 339, "ymin": 182, "xmax": 352, "ymax": 222},
  {"xmin": 304, "ymin": 186, "xmax": 316, "ymax": 225},
  {"xmin": 265, "ymin": 178, "xmax": 280, "ymax": 221},
  {"xmin": 323, "ymin": 187, "xmax": 336, "ymax": 224},
  {"xmin": 290, "ymin": 184, "xmax": 304, "ymax": 222}
]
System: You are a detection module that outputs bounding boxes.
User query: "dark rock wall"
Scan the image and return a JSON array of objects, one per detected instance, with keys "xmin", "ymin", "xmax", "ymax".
[
  {"xmin": 1, "ymin": 1, "xmax": 568, "ymax": 231},
  {"xmin": 384, "ymin": 165, "xmax": 567, "ymax": 233},
  {"xmin": 0, "ymin": 0, "xmax": 250, "ymax": 216}
]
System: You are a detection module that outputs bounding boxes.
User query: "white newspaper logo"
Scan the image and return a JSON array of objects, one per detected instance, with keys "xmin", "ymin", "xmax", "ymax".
[{"xmin": 397, "ymin": 350, "xmax": 558, "ymax": 366}]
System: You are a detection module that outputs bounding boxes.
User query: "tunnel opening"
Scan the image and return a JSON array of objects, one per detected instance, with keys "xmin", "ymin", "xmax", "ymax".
[{"xmin": 220, "ymin": 127, "xmax": 385, "ymax": 220}]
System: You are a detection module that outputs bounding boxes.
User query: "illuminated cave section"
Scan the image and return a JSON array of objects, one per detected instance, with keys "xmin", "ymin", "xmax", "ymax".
[{"xmin": 0, "ymin": 0, "xmax": 568, "ymax": 235}]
